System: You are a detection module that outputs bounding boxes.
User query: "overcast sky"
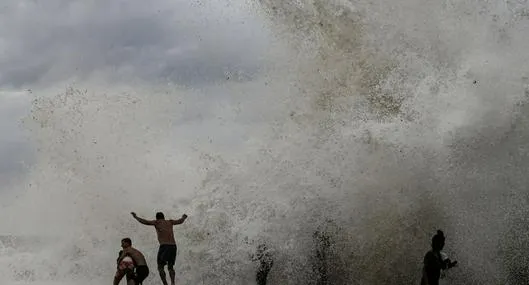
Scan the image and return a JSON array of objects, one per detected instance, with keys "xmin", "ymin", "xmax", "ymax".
[
  {"xmin": 0, "ymin": 0, "xmax": 269, "ymax": 88},
  {"xmin": 0, "ymin": 0, "xmax": 271, "ymax": 188}
]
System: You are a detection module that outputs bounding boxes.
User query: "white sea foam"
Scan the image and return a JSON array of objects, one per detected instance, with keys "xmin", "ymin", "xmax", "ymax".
[{"xmin": 1, "ymin": 0, "xmax": 529, "ymax": 284}]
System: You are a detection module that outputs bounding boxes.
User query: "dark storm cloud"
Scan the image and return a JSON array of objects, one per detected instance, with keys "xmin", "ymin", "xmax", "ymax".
[{"xmin": 0, "ymin": 0, "xmax": 268, "ymax": 88}]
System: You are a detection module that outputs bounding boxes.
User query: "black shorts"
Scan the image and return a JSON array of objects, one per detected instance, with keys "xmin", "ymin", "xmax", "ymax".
[
  {"xmin": 133, "ymin": 265, "xmax": 149, "ymax": 284},
  {"xmin": 157, "ymin": 244, "xmax": 177, "ymax": 267}
]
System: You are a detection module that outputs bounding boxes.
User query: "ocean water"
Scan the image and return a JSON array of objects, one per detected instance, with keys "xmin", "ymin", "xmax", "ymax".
[{"xmin": 1, "ymin": 0, "xmax": 529, "ymax": 284}]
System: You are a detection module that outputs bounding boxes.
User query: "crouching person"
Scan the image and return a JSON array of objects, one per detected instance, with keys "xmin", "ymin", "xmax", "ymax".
[{"xmin": 114, "ymin": 238, "xmax": 150, "ymax": 285}]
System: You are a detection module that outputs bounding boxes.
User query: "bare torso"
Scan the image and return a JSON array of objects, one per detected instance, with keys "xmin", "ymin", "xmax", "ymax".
[
  {"xmin": 154, "ymin": 219, "xmax": 176, "ymax": 245},
  {"xmin": 123, "ymin": 247, "xmax": 147, "ymax": 266}
]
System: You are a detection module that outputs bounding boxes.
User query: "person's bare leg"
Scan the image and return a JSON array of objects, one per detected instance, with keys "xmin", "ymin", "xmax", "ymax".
[
  {"xmin": 158, "ymin": 265, "xmax": 169, "ymax": 285},
  {"xmin": 168, "ymin": 266, "xmax": 176, "ymax": 285},
  {"xmin": 114, "ymin": 270, "xmax": 125, "ymax": 285},
  {"xmin": 126, "ymin": 270, "xmax": 136, "ymax": 285}
]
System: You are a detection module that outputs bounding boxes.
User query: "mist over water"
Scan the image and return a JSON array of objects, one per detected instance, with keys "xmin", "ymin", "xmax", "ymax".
[{"xmin": 1, "ymin": 0, "xmax": 529, "ymax": 284}]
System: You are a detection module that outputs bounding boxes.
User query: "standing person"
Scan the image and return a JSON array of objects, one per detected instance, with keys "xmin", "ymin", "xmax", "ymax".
[
  {"xmin": 421, "ymin": 230, "xmax": 457, "ymax": 285},
  {"xmin": 131, "ymin": 211, "xmax": 188, "ymax": 285},
  {"xmin": 114, "ymin": 238, "xmax": 150, "ymax": 285},
  {"xmin": 252, "ymin": 243, "xmax": 274, "ymax": 285}
]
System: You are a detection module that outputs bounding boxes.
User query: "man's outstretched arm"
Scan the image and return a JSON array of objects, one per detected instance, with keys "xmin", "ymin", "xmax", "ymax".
[
  {"xmin": 131, "ymin": 212, "xmax": 155, "ymax": 225},
  {"xmin": 171, "ymin": 214, "xmax": 188, "ymax": 225}
]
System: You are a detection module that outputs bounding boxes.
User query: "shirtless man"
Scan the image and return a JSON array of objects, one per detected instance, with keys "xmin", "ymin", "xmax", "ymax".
[
  {"xmin": 114, "ymin": 238, "xmax": 150, "ymax": 285},
  {"xmin": 131, "ymin": 212, "xmax": 188, "ymax": 285}
]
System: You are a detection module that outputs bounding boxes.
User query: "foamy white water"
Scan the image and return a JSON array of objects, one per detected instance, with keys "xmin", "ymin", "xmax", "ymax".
[{"xmin": 1, "ymin": 0, "xmax": 529, "ymax": 284}]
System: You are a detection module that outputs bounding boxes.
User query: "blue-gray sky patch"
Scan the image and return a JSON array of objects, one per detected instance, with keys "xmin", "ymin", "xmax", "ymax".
[{"xmin": 0, "ymin": 0, "xmax": 270, "ymax": 88}]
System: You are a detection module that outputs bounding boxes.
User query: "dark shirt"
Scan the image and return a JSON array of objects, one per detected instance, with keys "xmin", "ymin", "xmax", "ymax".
[{"xmin": 422, "ymin": 250, "xmax": 446, "ymax": 285}]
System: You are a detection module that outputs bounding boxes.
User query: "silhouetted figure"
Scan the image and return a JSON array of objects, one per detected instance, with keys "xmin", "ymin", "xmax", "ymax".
[
  {"xmin": 421, "ymin": 230, "xmax": 457, "ymax": 285},
  {"xmin": 313, "ymin": 230, "xmax": 331, "ymax": 285},
  {"xmin": 131, "ymin": 211, "xmax": 188, "ymax": 285},
  {"xmin": 253, "ymin": 243, "xmax": 274, "ymax": 285}
]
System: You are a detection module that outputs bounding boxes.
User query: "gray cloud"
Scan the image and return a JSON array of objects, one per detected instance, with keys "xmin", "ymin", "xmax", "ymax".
[
  {"xmin": 0, "ymin": 0, "xmax": 269, "ymax": 88},
  {"xmin": 0, "ymin": 0, "xmax": 272, "ymax": 191},
  {"xmin": 0, "ymin": 141, "xmax": 29, "ymax": 174},
  {"xmin": 0, "ymin": 93, "xmax": 32, "ymax": 187}
]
